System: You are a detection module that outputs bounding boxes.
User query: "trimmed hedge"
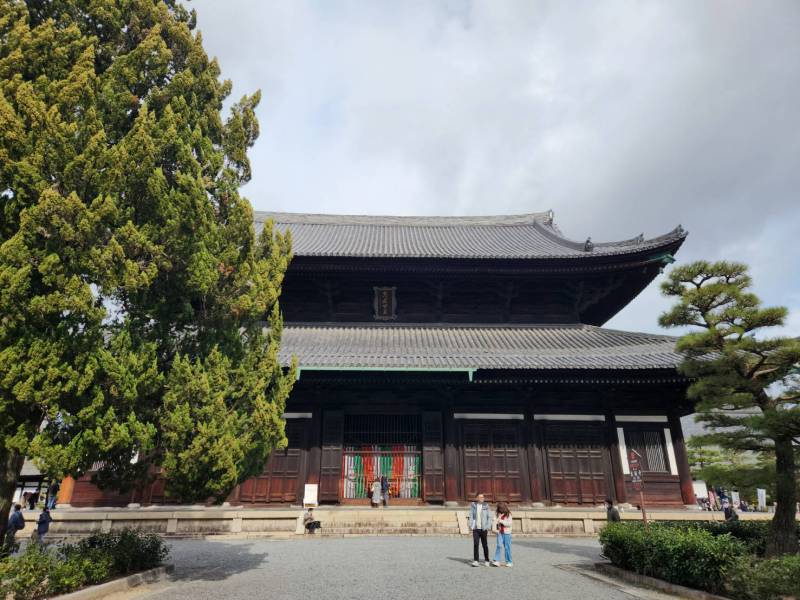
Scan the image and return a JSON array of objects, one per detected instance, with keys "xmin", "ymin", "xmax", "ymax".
[
  {"xmin": 599, "ymin": 522, "xmax": 746, "ymax": 594},
  {"xmin": 0, "ymin": 528, "xmax": 169, "ymax": 600},
  {"xmin": 657, "ymin": 519, "xmax": 800, "ymax": 557},
  {"xmin": 729, "ymin": 554, "xmax": 800, "ymax": 600}
]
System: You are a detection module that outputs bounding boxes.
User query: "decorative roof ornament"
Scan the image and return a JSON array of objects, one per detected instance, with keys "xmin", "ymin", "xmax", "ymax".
[
  {"xmin": 584, "ymin": 237, "xmax": 594, "ymax": 252},
  {"xmin": 544, "ymin": 209, "xmax": 555, "ymax": 226},
  {"xmin": 676, "ymin": 224, "xmax": 686, "ymax": 236},
  {"xmin": 635, "ymin": 233, "xmax": 644, "ymax": 245}
]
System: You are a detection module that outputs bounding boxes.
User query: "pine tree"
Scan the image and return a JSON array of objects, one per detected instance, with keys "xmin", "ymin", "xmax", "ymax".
[
  {"xmin": 0, "ymin": 0, "xmax": 294, "ymax": 527},
  {"xmin": 660, "ymin": 261, "xmax": 800, "ymax": 555}
]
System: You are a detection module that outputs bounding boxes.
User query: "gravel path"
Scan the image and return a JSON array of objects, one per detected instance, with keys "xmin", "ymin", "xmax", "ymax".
[{"xmin": 115, "ymin": 536, "xmax": 654, "ymax": 600}]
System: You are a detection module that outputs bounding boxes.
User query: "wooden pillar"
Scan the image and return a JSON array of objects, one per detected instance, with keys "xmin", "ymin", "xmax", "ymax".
[
  {"xmin": 422, "ymin": 411, "xmax": 445, "ymax": 502},
  {"xmin": 607, "ymin": 413, "xmax": 627, "ymax": 504},
  {"xmin": 319, "ymin": 410, "xmax": 344, "ymax": 503},
  {"xmin": 57, "ymin": 475, "xmax": 75, "ymax": 506},
  {"xmin": 443, "ymin": 402, "xmax": 461, "ymax": 502},
  {"xmin": 306, "ymin": 398, "xmax": 323, "ymax": 485},
  {"xmin": 669, "ymin": 413, "xmax": 695, "ymax": 505},
  {"xmin": 526, "ymin": 407, "xmax": 547, "ymax": 503}
]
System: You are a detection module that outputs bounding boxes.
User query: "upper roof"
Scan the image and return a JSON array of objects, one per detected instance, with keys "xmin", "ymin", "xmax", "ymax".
[
  {"xmin": 279, "ymin": 323, "xmax": 682, "ymax": 371},
  {"xmin": 254, "ymin": 211, "xmax": 687, "ymax": 260}
]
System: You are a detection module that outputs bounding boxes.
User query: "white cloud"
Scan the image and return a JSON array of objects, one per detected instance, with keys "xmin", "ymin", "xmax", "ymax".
[{"xmin": 190, "ymin": 0, "xmax": 800, "ymax": 334}]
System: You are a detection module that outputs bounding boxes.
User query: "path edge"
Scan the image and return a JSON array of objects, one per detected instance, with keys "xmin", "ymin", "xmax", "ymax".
[
  {"xmin": 594, "ymin": 562, "xmax": 731, "ymax": 600},
  {"xmin": 52, "ymin": 564, "xmax": 175, "ymax": 600}
]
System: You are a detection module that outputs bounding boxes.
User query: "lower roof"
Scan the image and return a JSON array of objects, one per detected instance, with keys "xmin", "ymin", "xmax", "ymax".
[{"xmin": 278, "ymin": 323, "xmax": 682, "ymax": 371}]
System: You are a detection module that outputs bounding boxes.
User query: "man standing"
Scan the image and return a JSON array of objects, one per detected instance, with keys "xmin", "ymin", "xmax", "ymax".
[
  {"xmin": 469, "ymin": 493, "xmax": 492, "ymax": 566},
  {"xmin": 3, "ymin": 504, "xmax": 25, "ymax": 553},
  {"xmin": 605, "ymin": 499, "xmax": 621, "ymax": 522},
  {"xmin": 36, "ymin": 507, "xmax": 52, "ymax": 544}
]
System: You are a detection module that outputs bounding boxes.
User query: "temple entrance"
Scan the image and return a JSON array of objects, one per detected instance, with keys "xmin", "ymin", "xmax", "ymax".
[
  {"xmin": 239, "ymin": 420, "xmax": 307, "ymax": 504},
  {"xmin": 543, "ymin": 422, "xmax": 611, "ymax": 505},
  {"xmin": 341, "ymin": 415, "xmax": 422, "ymax": 501},
  {"xmin": 462, "ymin": 422, "xmax": 524, "ymax": 502}
]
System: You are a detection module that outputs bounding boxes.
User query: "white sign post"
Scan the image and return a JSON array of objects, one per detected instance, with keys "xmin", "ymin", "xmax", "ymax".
[{"xmin": 303, "ymin": 484, "xmax": 318, "ymax": 507}]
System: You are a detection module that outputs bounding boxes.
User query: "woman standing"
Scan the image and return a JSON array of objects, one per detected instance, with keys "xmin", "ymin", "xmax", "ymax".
[
  {"xmin": 491, "ymin": 502, "xmax": 513, "ymax": 568},
  {"xmin": 371, "ymin": 478, "xmax": 382, "ymax": 508}
]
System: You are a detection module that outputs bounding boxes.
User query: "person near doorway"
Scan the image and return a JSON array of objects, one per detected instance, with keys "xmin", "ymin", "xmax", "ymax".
[
  {"xmin": 35, "ymin": 508, "xmax": 52, "ymax": 544},
  {"xmin": 3, "ymin": 504, "xmax": 25, "ymax": 553},
  {"xmin": 605, "ymin": 499, "xmax": 621, "ymax": 522},
  {"xmin": 28, "ymin": 491, "xmax": 39, "ymax": 510},
  {"xmin": 491, "ymin": 502, "xmax": 513, "ymax": 567},
  {"xmin": 371, "ymin": 478, "xmax": 382, "ymax": 508},
  {"xmin": 46, "ymin": 480, "xmax": 59, "ymax": 510},
  {"xmin": 303, "ymin": 508, "xmax": 321, "ymax": 534},
  {"xmin": 380, "ymin": 475, "xmax": 390, "ymax": 507},
  {"xmin": 469, "ymin": 493, "xmax": 492, "ymax": 566}
]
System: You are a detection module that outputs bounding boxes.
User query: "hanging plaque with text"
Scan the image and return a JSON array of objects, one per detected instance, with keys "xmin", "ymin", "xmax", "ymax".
[{"xmin": 373, "ymin": 286, "xmax": 397, "ymax": 320}]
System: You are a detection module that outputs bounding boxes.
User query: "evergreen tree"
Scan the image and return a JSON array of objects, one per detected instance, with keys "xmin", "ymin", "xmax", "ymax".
[
  {"xmin": 660, "ymin": 261, "xmax": 800, "ymax": 555},
  {"xmin": 0, "ymin": 0, "xmax": 294, "ymax": 527}
]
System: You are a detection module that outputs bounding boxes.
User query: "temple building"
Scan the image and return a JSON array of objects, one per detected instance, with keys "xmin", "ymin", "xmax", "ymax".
[{"xmin": 67, "ymin": 211, "xmax": 696, "ymax": 507}]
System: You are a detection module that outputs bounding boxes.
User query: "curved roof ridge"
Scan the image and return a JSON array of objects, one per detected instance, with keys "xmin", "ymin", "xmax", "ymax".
[{"xmin": 254, "ymin": 211, "xmax": 552, "ymax": 227}]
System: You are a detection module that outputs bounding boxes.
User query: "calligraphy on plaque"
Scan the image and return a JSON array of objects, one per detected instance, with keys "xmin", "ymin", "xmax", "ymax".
[{"xmin": 373, "ymin": 286, "xmax": 397, "ymax": 320}]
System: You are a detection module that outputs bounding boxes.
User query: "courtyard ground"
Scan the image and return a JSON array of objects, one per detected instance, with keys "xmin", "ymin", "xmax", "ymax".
[{"xmin": 114, "ymin": 536, "xmax": 679, "ymax": 600}]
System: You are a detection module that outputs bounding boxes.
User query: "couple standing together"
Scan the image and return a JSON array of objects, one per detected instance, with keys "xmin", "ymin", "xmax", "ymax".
[{"xmin": 468, "ymin": 493, "xmax": 512, "ymax": 568}]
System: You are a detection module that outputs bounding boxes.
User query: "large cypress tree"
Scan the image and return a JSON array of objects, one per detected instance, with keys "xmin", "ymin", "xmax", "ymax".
[
  {"xmin": 660, "ymin": 261, "xmax": 800, "ymax": 556},
  {"xmin": 0, "ymin": 0, "xmax": 294, "ymax": 528}
]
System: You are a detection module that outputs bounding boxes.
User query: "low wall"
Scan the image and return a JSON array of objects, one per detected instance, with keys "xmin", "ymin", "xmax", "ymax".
[{"xmin": 16, "ymin": 506, "xmax": 779, "ymax": 539}]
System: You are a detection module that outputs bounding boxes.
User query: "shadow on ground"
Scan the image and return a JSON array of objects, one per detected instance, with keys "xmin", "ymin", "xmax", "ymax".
[
  {"xmin": 514, "ymin": 538, "xmax": 602, "ymax": 562},
  {"xmin": 166, "ymin": 541, "xmax": 269, "ymax": 583}
]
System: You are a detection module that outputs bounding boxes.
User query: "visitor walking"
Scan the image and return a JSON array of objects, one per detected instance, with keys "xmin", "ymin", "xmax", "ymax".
[
  {"xmin": 36, "ymin": 507, "xmax": 52, "ymax": 544},
  {"xmin": 380, "ymin": 475, "xmax": 390, "ymax": 507},
  {"xmin": 3, "ymin": 504, "xmax": 25, "ymax": 553},
  {"xmin": 491, "ymin": 502, "xmax": 513, "ymax": 567},
  {"xmin": 28, "ymin": 490, "xmax": 39, "ymax": 510},
  {"xmin": 468, "ymin": 493, "xmax": 492, "ymax": 566},
  {"xmin": 605, "ymin": 498, "xmax": 621, "ymax": 522},
  {"xmin": 371, "ymin": 478, "xmax": 382, "ymax": 508},
  {"xmin": 303, "ymin": 508, "xmax": 321, "ymax": 534},
  {"xmin": 46, "ymin": 480, "xmax": 59, "ymax": 510}
]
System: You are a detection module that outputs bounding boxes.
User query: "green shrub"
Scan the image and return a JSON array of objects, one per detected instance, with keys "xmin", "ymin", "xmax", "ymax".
[
  {"xmin": 599, "ymin": 522, "xmax": 746, "ymax": 594},
  {"xmin": 658, "ymin": 519, "xmax": 800, "ymax": 557},
  {"xmin": 71, "ymin": 528, "xmax": 169, "ymax": 575},
  {"xmin": 0, "ymin": 529, "xmax": 167, "ymax": 600},
  {"xmin": 729, "ymin": 555, "xmax": 800, "ymax": 600}
]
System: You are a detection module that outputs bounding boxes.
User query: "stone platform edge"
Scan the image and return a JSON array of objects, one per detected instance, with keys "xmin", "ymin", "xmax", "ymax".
[
  {"xmin": 23, "ymin": 506, "xmax": 776, "ymax": 539},
  {"xmin": 52, "ymin": 564, "xmax": 174, "ymax": 600},
  {"xmin": 594, "ymin": 562, "xmax": 731, "ymax": 600}
]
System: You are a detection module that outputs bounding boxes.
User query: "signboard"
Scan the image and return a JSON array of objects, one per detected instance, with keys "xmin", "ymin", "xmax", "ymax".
[
  {"xmin": 628, "ymin": 450, "xmax": 642, "ymax": 491},
  {"xmin": 731, "ymin": 490, "xmax": 740, "ymax": 507},
  {"xmin": 303, "ymin": 484, "xmax": 318, "ymax": 507},
  {"xmin": 757, "ymin": 488, "xmax": 767, "ymax": 511},
  {"xmin": 693, "ymin": 480, "xmax": 709, "ymax": 500},
  {"xmin": 373, "ymin": 286, "xmax": 397, "ymax": 320}
]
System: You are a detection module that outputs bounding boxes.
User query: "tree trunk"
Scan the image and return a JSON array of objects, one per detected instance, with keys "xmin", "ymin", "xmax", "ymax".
[
  {"xmin": 0, "ymin": 449, "xmax": 24, "ymax": 542},
  {"xmin": 766, "ymin": 436, "xmax": 799, "ymax": 556}
]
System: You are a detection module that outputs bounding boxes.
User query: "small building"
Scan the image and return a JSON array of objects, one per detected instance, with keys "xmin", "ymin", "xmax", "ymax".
[{"xmin": 68, "ymin": 211, "xmax": 695, "ymax": 507}]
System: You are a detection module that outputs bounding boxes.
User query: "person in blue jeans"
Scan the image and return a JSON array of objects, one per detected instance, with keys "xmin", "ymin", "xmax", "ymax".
[{"xmin": 491, "ymin": 502, "xmax": 513, "ymax": 567}]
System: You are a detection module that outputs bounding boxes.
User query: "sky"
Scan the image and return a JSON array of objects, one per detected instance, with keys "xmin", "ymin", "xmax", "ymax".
[{"xmin": 189, "ymin": 0, "xmax": 800, "ymax": 336}]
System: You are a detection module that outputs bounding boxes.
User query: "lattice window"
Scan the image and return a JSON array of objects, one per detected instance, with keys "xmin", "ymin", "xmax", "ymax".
[{"xmin": 624, "ymin": 428, "xmax": 669, "ymax": 473}]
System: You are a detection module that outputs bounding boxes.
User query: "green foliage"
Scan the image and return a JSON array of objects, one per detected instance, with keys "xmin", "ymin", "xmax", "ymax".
[
  {"xmin": 0, "ymin": 0, "xmax": 295, "ymax": 506},
  {"xmin": 729, "ymin": 555, "xmax": 800, "ymax": 600},
  {"xmin": 68, "ymin": 528, "xmax": 169, "ymax": 575},
  {"xmin": 49, "ymin": 548, "xmax": 113, "ymax": 595},
  {"xmin": 660, "ymin": 260, "xmax": 800, "ymax": 555},
  {"xmin": 687, "ymin": 440, "xmax": 781, "ymax": 501},
  {"xmin": 599, "ymin": 522, "xmax": 746, "ymax": 594},
  {"xmin": 657, "ymin": 520, "xmax": 800, "ymax": 557},
  {"xmin": 0, "ymin": 544, "xmax": 54, "ymax": 600}
]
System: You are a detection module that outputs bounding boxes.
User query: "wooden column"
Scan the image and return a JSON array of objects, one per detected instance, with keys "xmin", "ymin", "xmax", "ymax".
[
  {"xmin": 319, "ymin": 410, "xmax": 344, "ymax": 503},
  {"xmin": 669, "ymin": 413, "xmax": 695, "ymax": 505},
  {"xmin": 57, "ymin": 475, "xmax": 75, "ymax": 506},
  {"xmin": 422, "ymin": 411, "xmax": 445, "ymax": 501},
  {"xmin": 607, "ymin": 413, "xmax": 627, "ymax": 504},
  {"xmin": 306, "ymin": 399, "xmax": 323, "ymax": 485},
  {"xmin": 526, "ymin": 407, "xmax": 547, "ymax": 503},
  {"xmin": 443, "ymin": 403, "xmax": 461, "ymax": 502}
]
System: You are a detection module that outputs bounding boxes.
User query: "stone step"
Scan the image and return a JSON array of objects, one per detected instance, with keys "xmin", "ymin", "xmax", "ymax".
[{"xmin": 317, "ymin": 526, "xmax": 460, "ymax": 535}]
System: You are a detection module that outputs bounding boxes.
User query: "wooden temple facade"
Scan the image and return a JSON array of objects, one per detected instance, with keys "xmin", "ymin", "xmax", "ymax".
[{"xmin": 67, "ymin": 211, "xmax": 696, "ymax": 508}]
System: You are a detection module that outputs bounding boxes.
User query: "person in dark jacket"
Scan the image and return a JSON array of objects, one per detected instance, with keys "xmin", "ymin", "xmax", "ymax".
[
  {"xmin": 3, "ymin": 504, "xmax": 25, "ymax": 552},
  {"xmin": 380, "ymin": 475, "xmax": 390, "ymax": 507},
  {"xmin": 46, "ymin": 481, "xmax": 59, "ymax": 509},
  {"xmin": 605, "ymin": 499, "xmax": 621, "ymax": 522},
  {"xmin": 36, "ymin": 508, "xmax": 52, "ymax": 544}
]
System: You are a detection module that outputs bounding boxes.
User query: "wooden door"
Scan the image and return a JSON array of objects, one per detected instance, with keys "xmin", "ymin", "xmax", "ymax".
[
  {"xmin": 544, "ymin": 423, "xmax": 610, "ymax": 505},
  {"xmin": 239, "ymin": 420, "xmax": 307, "ymax": 504},
  {"xmin": 462, "ymin": 423, "xmax": 523, "ymax": 502}
]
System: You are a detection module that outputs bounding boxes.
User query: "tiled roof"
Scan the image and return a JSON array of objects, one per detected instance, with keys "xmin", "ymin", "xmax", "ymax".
[
  {"xmin": 254, "ymin": 211, "xmax": 687, "ymax": 260},
  {"xmin": 279, "ymin": 324, "xmax": 682, "ymax": 371}
]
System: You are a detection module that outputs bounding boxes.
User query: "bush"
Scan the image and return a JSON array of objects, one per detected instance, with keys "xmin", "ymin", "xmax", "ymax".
[
  {"xmin": 658, "ymin": 520, "xmax": 800, "ymax": 557},
  {"xmin": 70, "ymin": 528, "xmax": 169, "ymax": 575},
  {"xmin": 729, "ymin": 554, "xmax": 800, "ymax": 600},
  {"xmin": 0, "ymin": 529, "xmax": 168, "ymax": 600},
  {"xmin": 599, "ymin": 522, "xmax": 746, "ymax": 594}
]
